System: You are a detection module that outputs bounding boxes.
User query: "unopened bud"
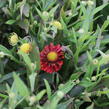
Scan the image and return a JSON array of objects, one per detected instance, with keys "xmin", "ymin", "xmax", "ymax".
[
  {"xmin": 91, "ymin": 76, "xmax": 97, "ymax": 81},
  {"xmin": 76, "ymin": 79, "xmax": 80, "ymax": 84},
  {"xmin": 107, "ymin": 16, "xmax": 109, "ymax": 20},
  {"xmin": 87, "ymin": 0, "xmax": 94, "ymax": 6},
  {"xmin": 81, "ymin": 1, "xmax": 87, "ymax": 5},
  {"xmin": 29, "ymin": 95, "xmax": 36, "ymax": 105},
  {"xmin": 92, "ymin": 59, "xmax": 98, "ymax": 65},
  {"xmin": 31, "ymin": 63, "xmax": 36, "ymax": 70},
  {"xmin": 0, "ymin": 52, "xmax": 5, "ymax": 58},
  {"xmin": 78, "ymin": 28, "xmax": 84, "ymax": 34},
  {"xmin": 9, "ymin": 92, "xmax": 15, "ymax": 98},
  {"xmin": 42, "ymin": 11, "xmax": 49, "ymax": 21},
  {"xmin": 57, "ymin": 91, "xmax": 64, "ymax": 98}
]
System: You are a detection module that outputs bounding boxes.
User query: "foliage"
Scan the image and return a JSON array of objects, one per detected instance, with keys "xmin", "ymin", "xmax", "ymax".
[{"xmin": 0, "ymin": 0, "xmax": 109, "ymax": 109}]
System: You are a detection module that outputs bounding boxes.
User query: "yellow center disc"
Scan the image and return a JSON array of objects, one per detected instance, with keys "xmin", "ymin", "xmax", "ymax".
[{"xmin": 47, "ymin": 52, "xmax": 58, "ymax": 61}]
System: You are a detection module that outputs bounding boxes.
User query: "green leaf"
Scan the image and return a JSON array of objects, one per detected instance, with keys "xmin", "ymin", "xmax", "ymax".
[
  {"xmin": 36, "ymin": 90, "xmax": 46, "ymax": 101},
  {"xmin": 101, "ymin": 20, "xmax": 109, "ymax": 32},
  {"xmin": 43, "ymin": 0, "xmax": 56, "ymax": 11},
  {"xmin": 17, "ymin": 19, "xmax": 29, "ymax": 34},
  {"xmin": 61, "ymin": 17, "xmax": 68, "ymax": 34},
  {"xmin": 49, "ymin": 5, "xmax": 59, "ymax": 16},
  {"xmin": 30, "ymin": 41, "xmax": 40, "ymax": 71},
  {"xmin": 44, "ymin": 91, "xmax": 64, "ymax": 109},
  {"xmin": 70, "ymin": 72, "xmax": 82, "ymax": 80},
  {"xmin": 0, "ymin": 45, "xmax": 22, "ymax": 64},
  {"xmin": 0, "ymin": 71, "xmax": 25, "ymax": 83},
  {"xmin": 101, "ymin": 38, "xmax": 109, "ymax": 45},
  {"xmin": 18, "ymin": 51, "xmax": 33, "ymax": 74},
  {"xmin": 87, "ymin": 51, "xmax": 93, "ymax": 62},
  {"xmin": 91, "ymin": 4, "xmax": 108, "ymax": 16},
  {"xmin": 86, "ymin": 103, "xmax": 94, "ymax": 109},
  {"xmin": 6, "ymin": 20, "xmax": 16, "ymax": 25},
  {"xmin": 0, "ymin": 93, "xmax": 8, "ymax": 98},
  {"xmin": 20, "ymin": 3, "xmax": 30, "ymax": 18},
  {"xmin": 0, "ymin": 98, "xmax": 7, "ymax": 109},
  {"xmin": 13, "ymin": 73, "xmax": 29, "ymax": 97},
  {"xmin": 0, "ymin": 0, "xmax": 6, "ymax": 8},
  {"xmin": 29, "ymin": 73, "xmax": 37, "ymax": 92},
  {"xmin": 0, "ymin": 44, "xmax": 12, "ymax": 56},
  {"xmin": 80, "ymin": 79, "xmax": 94, "ymax": 88},
  {"xmin": 44, "ymin": 79, "xmax": 52, "ymax": 100},
  {"xmin": 57, "ymin": 98, "xmax": 73, "ymax": 109},
  {"xmin": 58, "ymin": 80, "xmax": 75, "ymax": 94},
  {"xmin": 23, "ymin": 4, "xmax": 30, "ymax": 17}
]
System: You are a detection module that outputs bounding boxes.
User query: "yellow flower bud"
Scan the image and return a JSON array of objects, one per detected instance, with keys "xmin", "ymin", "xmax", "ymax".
[
  {"xmin": 19, "ymin": 43, "xmax": 32, "ymax": 53},
  {"xmin": 51, "ymin": 21, "xmax": 63, "ymax": 30},
  {"xmin": 9, "ymin": 32, "xmax": 19, "ymax": 46}
]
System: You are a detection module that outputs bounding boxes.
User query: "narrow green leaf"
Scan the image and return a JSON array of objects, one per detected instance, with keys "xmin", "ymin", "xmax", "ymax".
[
  {"xmin": 86, "ymin": 103, "xmax": 94, "ymax": 109},
  {"xmin": 18, "ymin": 51, "xmax": 33, "ymax": 74},
  {"xmin": 91, "ymin": 4, "xmax": 108, "ymax": 16},
  {"xmin": 58, "ymin": 80, "xmax": 75, "ymax": 94},
  {"xmin": 6, "ymin": 20, "xmax": 16, "ymax": 25},
  {"xmin": 30, "ymin": 41, "xmax": 40, "ymax": 71},
  {"xmin": 101, "ymin": 20, "xmax": 109, "ymax": 32},
  {"xmin": 0, "ymin": 98, "xmax": 7, "ymax": 109},
  {"xmin": 44, "ymin": 79, "xmax": 52, "ymax": 100},
  {"xmin": 57, "ymin": 98, "xmax": 73, "ymax": 109},
  {"xmin": 29, "ymin": 73, "xmax": 37, "ymax": 92},
  {"xmin": 36, "ymin": 90, "xmax": 46, "ymax": 101},
  {"xmin": 17, "ymin": 19, "xmax": 29, "ymax": 34},
  {"xmin": 43, "ymin": 0, "xmax": 56, "ymax": 11},
  {"xmin": 0, "ymin": 44, "xmax": 12, "ymax": 56},
  {"xmin": 13, "ymin": 73, "xmax": 29, "ymax": 97}
]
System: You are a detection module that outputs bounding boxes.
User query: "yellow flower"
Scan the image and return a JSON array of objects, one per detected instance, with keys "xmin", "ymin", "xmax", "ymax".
[
  {"xmin": 9, "ymin": 32, "xmax": 19, "ymax": 46},
  {"xmin": 19, "ymin": 43, "xmax": 32, "ymax": 53},
  {"xmin": 51, "ymin": 21, "xmax": 63, "ymax": 30},
  {"xmin": 47, "ymin": 51, "xmax": 58, "ymax": 62}
]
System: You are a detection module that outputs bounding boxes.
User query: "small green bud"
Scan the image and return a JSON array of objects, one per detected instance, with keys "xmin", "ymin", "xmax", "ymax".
[
  {"xmin": 87, "ymin": 0, "xmax": 94, "ymax": 6},
  {"xmin": 9, "ymin": 92, "xmax": 15, "ymax": 98},
  {"xmin": 42, "ymin": 11, "xmax": 49, "ymax": 21},
  {"xmin": 57, "ymin": 91, "xmax": 64, "ymax": 99},
  {"xmin": 78, "ymin": 28, "xmax": 84, "ymax": 34},
  {"xmin": 91, "ymin": 76, "xmax": 97, "ymax": 81},
  {"xmin": 81, "ymin": 1, "xmax": 87, "ymax": 5},
  {"xmin": 0, "ymin": 52, "xmax": 5, "ymax": 58},
  {"xmin": 92, "ymin": 59, "xmax": 98, "ymax": 65},
  {"xmin": 29, "ymin": 95, "xmax": 36, "ymax": 106}
]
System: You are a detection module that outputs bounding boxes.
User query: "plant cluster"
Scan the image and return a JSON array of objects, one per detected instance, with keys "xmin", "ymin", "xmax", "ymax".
[{"xmin": 0, "ymin": 0, "xmax": 109, "ymax": 109}]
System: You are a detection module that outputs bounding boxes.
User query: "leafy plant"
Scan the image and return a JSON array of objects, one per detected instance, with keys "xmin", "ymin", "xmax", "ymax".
[{"xmin": 0, "ymin": 0, "xmax": 109, "ymax": 109}]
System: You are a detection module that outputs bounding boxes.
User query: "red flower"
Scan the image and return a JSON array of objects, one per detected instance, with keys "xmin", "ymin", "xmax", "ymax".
[{"xmin": 40, "ymin": 43, "xmax": 64, "ymax": 73}]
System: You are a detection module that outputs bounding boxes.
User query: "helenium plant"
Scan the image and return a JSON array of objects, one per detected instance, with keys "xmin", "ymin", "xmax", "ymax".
[{"xmin": 0, "ymin": 0, "xmax": 109, "ymax": 109}]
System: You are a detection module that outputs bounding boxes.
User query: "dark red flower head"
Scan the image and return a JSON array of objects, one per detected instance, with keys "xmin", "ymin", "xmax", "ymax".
[{"xmin": 40, "ymin": 43, "xmax": 64, "ymax": 73}]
